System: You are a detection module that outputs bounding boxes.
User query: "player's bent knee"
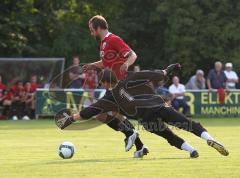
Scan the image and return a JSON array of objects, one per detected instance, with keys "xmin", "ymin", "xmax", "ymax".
[{"xmin": 191, "ymin": 121, "xmax": 206, "ymax": 137}]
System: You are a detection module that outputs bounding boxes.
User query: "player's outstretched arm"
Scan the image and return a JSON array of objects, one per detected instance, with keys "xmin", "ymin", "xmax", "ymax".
[
  {"xmin": 55, "ymin": 108, "xmax": 77, "ymax": 129},
  {"xmin": 55, "ymin": 106, "xmax": 104, "ymax": 130},
  {"xmin": 126, "ymin": 70, "xmax": 167, "ymax": 83},
  {"xmin": 55, "ymin": 99, "xmax": 120, "ymax": 130},
  {"xmin": 83, "ymin": 60, "xmax": 104, "ymax": 72},
  {"xmin": 79, "ymin": 98, "xmax": 119, "ymax": 120},
  {"xmin": 90, "ymin": 112, "xmax": 125, "ymax": 123},
  {"xmin": 126, "ymin": 63, "xmax": 180, "ymax": 82}
]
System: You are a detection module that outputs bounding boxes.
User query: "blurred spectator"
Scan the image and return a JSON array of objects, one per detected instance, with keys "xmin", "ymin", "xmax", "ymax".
[
  {"xmin": 156, "ymin": 80, "xmax": 169, "ymax": 96},
  {"xmin": 207, "ymin": 61, "xmax": 227, "ymax": 90},
  {"xmin": 224, "ymin": 63, "xmax": 239, "ymax": 89},
  {"xmin": 11, "ymin": 80, "xmax": 24, "ymax": 95},
  {"xmin": 0, "ymin": 75, "xmax": 7, "ymax": 119},
  {"xmin": 169, "ymin": 76, "xmax": 190, "ymax": 115},
  {"xmin": 83, "ymin": 70, "xmax": 98, "ymax": 89},
  {"xmin": 82, "ymin": 70, "xmax": 98, "ymax": 105},
  {"xmin": 10, "ymin": 81, "xmax": 28, "ymax": 120},
  {"xmin": 0, "ymin": 75, "xmax": 6, "ymax": 103},
  {"xmin": 24, "ymin": 82, "xmax": 35, "ymax": 119},
  {"xmin": 9, "ymin": 81, "xmax": 35, "ymax": 120},
  {"xmin": 30, "ymin": 75, "xmax": 39, "ymax": 92},
  {"xmin": 47, "ymin": 82, "xmax": 60, "ymax": 89},
  {"xmin": 1, "ymin": 89, "xmax": 13, "ymax": 119},
  {"xmin": 185, "ymin": 70, "xmax": 206, "ymax": 89},
  {"xmin": 72, "ymin": 55, "xmax": 80, "ymax": 66},
  {"xmin": 156, "ymin": 80, "xmax": 172, "ymax": 106},
  {"xmin": 70, "ymin": 55, "xmax": 85, "ymax": 86},
  {"xmin": 68, "ymin": 67, "xmax": 84, "ymax": 88}
]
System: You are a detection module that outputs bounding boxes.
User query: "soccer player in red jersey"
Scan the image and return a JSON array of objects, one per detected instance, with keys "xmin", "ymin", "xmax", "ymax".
[
  {"xmin": 83, "ymin": 15, "xmax": 137, "ymax": 80},
  {"xmin": 82, "ymin": 15, "xmax": 147, "ymax": 157}
]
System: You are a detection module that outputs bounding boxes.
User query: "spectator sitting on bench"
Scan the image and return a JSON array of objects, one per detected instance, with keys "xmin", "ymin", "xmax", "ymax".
[
  {"xmin": 169, "ymin": 76, "xmax": 190, "ymax": 115},
  {"xmin": 156, "ymin": 80, "xmax": 169, "ymax": 95},
  {"xmin": 10, "ymin": 81, "xmax": 30, "ymax": 120}
]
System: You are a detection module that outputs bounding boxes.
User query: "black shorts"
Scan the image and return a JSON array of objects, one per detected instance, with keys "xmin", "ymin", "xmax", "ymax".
[{"xmin": 141, "ymin": 106, "xmax": 206, "ymax": 136}]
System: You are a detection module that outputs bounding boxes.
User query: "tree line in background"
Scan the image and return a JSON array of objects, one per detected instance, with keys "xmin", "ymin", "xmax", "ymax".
[{"xmin": 1, "ymin": 0, "xmax": 240, "ymax": 81}]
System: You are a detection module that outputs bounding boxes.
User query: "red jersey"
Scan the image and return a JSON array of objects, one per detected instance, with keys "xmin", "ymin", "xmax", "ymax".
[
  {"xmin": 11, "ymin": 85, "xmax": 24, "ymax": 96},
  {"xmin": 83, "ymin": 70, "xmax": 98, "ymax": 89},
  {"xmin": 4, "ymin": 91, "xmax": 13, "ymax": 100},
  {"xmin": 31, "ymin": 83, "xmax": 39, "ymax": 92},
  {"xmin": 0, "ymin": 83, "xmax": 6, "ymax": 98},
  {"xmin": 100, "ymin": 33, "xmax": 132, "ymax": 80},
  {"xmin": 11, "ymin": 85, "xmax": 18, "ymax": 94}
]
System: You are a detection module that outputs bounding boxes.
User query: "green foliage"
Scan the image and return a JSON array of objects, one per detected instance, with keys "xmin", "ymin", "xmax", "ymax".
[{"xmin": 1, "ymin": 0, "xmax": 240, "ymax": 80}]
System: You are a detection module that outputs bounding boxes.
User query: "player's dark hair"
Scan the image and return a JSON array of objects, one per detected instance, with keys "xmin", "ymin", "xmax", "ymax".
[
  {"xmin": 98, "ymin": 69, "xmax": 117, "ymax": 84},
  {"xmin": 89, "ymin": 15, "xmax": 108, "ymax": 30}
]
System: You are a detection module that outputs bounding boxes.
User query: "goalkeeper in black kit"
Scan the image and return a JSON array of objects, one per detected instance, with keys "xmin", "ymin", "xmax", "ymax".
[{"xmin": 56, "ymin": 64, "xmax": 229, "ymax": 158}]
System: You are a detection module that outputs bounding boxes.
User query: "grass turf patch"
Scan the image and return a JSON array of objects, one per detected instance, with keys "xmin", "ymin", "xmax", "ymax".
[{"xmin": 0, "ymin": 118, "xmax": 239, "ymax": 178}]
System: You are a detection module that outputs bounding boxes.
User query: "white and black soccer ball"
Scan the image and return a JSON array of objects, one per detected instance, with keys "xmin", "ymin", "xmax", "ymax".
[{"xmin": 58, "ymin": 141, "xmax": 75, "ymax": 159}]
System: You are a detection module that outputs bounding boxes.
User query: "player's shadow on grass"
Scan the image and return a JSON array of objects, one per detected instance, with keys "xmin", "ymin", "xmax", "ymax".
[{"xmin": 45, "ymin": 157, "xmax": 189, "ymax": 165}]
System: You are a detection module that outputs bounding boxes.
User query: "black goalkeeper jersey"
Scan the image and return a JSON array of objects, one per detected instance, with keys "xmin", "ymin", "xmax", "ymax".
[{"xmin": 80, "ymin": 70, "xmax": 167, "ymax": 119}]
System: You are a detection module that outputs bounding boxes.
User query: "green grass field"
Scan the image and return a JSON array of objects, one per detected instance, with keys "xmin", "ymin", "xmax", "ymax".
[{"xmin": 0, "ymin": 118, "xmax": 240, "ymax": 178}]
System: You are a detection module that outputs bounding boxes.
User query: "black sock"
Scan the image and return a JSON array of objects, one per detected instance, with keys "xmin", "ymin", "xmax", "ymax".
[
  {"xmin": 135, "ymin": 137, "xmax": 144, "ymax": 150},
  {"xmin": 106, "ymin": 117, "xmax": 120, "ymax": 131},
  {"xmin": 118, "ymin": 121, "xmax": 134, "ymax": 137},
  {"xmin": 152, "ymin": 130, "xmax": 184, "ymax": 150},
  {"xmin": 106, "ymin": 117, "xmax": 134, "ymax": 137},
  {"xmin": 123, "ymin": 119, "xmax": 143, "ymax": 150}
]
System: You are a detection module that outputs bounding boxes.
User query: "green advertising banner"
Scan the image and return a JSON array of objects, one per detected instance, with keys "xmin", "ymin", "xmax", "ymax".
[
  {"xmin": 185, "ymin": 90, "xmax": 240, "ymax": 117},
  {"xmin": 36, "ymin": 89, "xmax": 106, "ymax": 118},
  {"xmin": 36, "ymin": 89, "xmax": 240, "ymax": 118}
]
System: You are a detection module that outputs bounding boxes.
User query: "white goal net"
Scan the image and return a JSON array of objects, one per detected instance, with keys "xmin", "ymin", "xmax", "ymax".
[{"xmin": 0, "ymin": 58, "xmax": 65, "ymax": 87}]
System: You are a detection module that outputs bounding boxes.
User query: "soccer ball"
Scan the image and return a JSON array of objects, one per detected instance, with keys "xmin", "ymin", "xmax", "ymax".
[{"xmin": 58, "ymin": 141, "xmax": 75, "ymax": 159}]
